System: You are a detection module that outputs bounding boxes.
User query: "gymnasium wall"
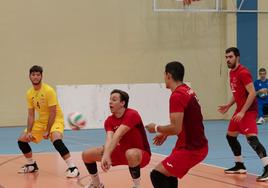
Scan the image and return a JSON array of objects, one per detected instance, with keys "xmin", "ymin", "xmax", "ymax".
[
  {"xmin": 0, "ymin": 0, "xmax": 263, "ymax": 127},
  {"xmin": 258, "ymin": 0, "xmax": 268, "ymax": 72}
]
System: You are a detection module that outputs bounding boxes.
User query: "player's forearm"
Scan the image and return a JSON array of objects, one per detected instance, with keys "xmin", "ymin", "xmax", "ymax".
[
  {"xmin": 157, "ymin": 124, "xmax": 182, "ymax": 136},
  {"xmin": 104, "ymin": 135, "xmax": 121, "ymax": 156},
  {"xmin": 227, "ymin": 97, "xmax": 235, "ymax": 107},
  {"xmin": 46, "ymin": 113, "xmax": 56, "ymax": 132},
  {"xmin": 256, "ymin": 89, "xmax": 261, "ymax": 95},
  {"xmin": 240, "ymin": 92, "xmax": 256, "ymax": 113},
  {"xmin": 103, "ymin": 140, "xmax": 114, "ymax": 157},
  {"xmin": 257, "ymin": 88, "xmax": 268, "ymax": 94},
  {"xmin": 27, "ymin": 116, "xmax": 34, "ymax": 133}
]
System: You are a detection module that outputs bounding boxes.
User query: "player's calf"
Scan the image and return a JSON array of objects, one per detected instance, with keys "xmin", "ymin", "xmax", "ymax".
[
  {"xmin": 53, "ymin": 139, "xmax": 80, "ymax": 178},
  {"xmin": 225, "ymin": 135, "xmax": 247, "ymax": 174},
  {"xmin": 18, "ymin": 140, "xmax": 32, "ymax": 154},
  {"xmin": 53, "ymin": 139, "xmax": 70, "ymax": 157},
  {"xmin": 84, "ymin": 162, "xmax": 104, "ymax": 188},
  {"xmin": 129, "ymin": 166, "xmax": 141, "ymax": 188},
  {"xmin": 247, "ymin": 136, "xmax": 267, "ymax": 159},
  {"xmin": 17, "ymin": 141, "xmax": 39, "ymax": 173},
  {"xmin": 247, "ymin": 136, "xmax": 268, "ymax": 181},
  {"xmin": 150, "ymin": 170, "xmax": 174, "ymax": 188},
  {"xmin": 167, "ymin": 176, "xmax": 178, "ymax": 188}
]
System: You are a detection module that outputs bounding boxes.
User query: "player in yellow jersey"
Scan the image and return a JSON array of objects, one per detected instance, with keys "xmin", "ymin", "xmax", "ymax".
[{"xmin": 17, "ymin": 65, "xmax": 80, "ymax": 178}]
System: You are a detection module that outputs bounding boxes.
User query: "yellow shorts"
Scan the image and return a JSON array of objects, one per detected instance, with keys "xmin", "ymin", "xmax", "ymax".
[{"xmin": 24, "ymin": 120, "xmax": 64, "ymax": 143}]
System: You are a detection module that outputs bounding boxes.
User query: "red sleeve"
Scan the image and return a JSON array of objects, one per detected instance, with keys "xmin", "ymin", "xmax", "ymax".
[
  {"xmin": 169, "ymin": 92, "xmax": 187, "ymax": 113},
  {"xmin": 121, "ymin": 110, "xmax": 141, "ymax": 129},
  {"xmin": 240, "ymin": 70, "xmax": 253, "ymax": 86},
  {"xmin": 104, "ymin": 118, "xmax": 113, "ymax": 132}
]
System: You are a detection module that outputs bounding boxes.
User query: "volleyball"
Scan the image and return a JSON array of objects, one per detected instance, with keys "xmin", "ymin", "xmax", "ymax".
[{"xmin": 67, "ymin": 112, "xmax": 86, "ymax": 130}]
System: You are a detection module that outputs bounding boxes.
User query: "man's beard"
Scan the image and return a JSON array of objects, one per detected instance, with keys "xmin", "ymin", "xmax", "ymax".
[
  {"xmin": 31, "ymin": 80, "xmax": 41, "ymax": 85},
  {"xmin": 227, "ymin": 62, "xmax": 236, "ymax": 69}
]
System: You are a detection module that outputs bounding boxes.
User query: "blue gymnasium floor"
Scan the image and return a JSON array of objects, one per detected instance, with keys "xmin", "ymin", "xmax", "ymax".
[{"xmin": 1, "ymin": 120, "xmax": 268, "ymax": 176}]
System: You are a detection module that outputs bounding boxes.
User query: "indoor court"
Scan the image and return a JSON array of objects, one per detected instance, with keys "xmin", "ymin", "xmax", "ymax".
[
  {"xmin": 0, "ymin": 0, "xmax": 268, "ymax": 188},
  {"xmin": 1, "ymin": 121, "xmax": 268, "ymax": 187}
]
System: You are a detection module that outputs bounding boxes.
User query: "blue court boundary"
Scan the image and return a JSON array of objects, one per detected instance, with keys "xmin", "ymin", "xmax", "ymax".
[{"xmin": 1, "ymin": 120, "xmax": 268, "ymax": 175}]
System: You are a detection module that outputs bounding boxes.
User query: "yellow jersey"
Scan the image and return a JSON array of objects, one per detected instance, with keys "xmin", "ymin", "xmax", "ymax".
[{"xmin": 26, "ymin": 83, "xmax": 64, "ymax": 124}]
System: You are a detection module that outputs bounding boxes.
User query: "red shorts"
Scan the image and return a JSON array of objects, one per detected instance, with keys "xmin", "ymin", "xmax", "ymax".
[
  {"xmin": 111, "ymin": 146, "xmax": 151, "ymax": 168},
  {"xmin": 162, "ymin": 145, "xmax": 208, "ymax": 178},
  {"xmin": 228, "ymin": 111, "xmax": 258, "ymax": 135}
]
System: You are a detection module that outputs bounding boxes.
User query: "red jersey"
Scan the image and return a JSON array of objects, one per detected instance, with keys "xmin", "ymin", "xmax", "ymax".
[
  {"xmin": 104, "ymin": 108, "xmax": 151, "ymax": 154},
  {"xmin": 229, "ymin": 64, "xmax": 257, "ymax": 112},
  {"xmin": 170, "ymin": 84, "xmax": 208, "ymax": 150}
]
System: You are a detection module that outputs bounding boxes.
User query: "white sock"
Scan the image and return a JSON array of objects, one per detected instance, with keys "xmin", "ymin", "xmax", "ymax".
[
  {"xmin": 90, "ymin": 173, "xmax": 101, "ymax": 186},
  {"xmin": 261, "ymin": 156, "xmax": 268, "ymax": 167},
  {"xmin": 234, "ymin": 155, "xmax": 243, "ymax": 163},
  {"xmin": 26, "ymin": 158, "xmax": 35, "ymax": 165},
  {"xmin": 65, "ymin": 157, "xmax": 75, "ymax": 168},
  {"xmin": 133, "ymin": 177, "xmax": 141, "ymax": 187}
]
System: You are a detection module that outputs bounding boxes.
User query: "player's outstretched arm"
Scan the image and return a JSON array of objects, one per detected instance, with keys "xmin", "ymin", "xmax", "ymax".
[
  {"xmin": 101, "ymin": 125, "xmax": 130, "ymax": 171},
  {"xmin": 101, "ymin": 131, "xmax": 113, "ymax": 172},
  {"xmin": 44, "ymin": 105, "xmax": 56, "ymax": 139},
  {"xmin": 25, "ymin": 108, "xmax": 35, "ymax": 142},
  {"xmin": 232, "ymin": 83, "xmax": 256, "ymax": 122},
  {"xmin": 146, "ymin": 112, "xmax": 183, "ymax": 136},
  {"xmin": 218, "ymin": 97, "xmax": 235, "ymax": 114},
  {"xmin": 153, "ymin": 134, "xmax": 168, "ymax": 146}
]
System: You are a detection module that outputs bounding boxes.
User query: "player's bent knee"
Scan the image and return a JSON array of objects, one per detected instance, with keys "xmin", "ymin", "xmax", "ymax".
[
  {"xmin": 18, "ymin": 141, "xmax": 31, "ymax": 154},
  {"xmin": 125, "ymin": 149, "xmax": 141, "ymax": 160},
  {"xmin": 82, "ymin": 150, "xmax": 93, "ymax": 162},
  {"xmin": 82, "ymin": 147, "xmax": 103, "ymax": 163},
  {"xmin": 50, "ymin": 131, "xmax": 63, "ymax": 142},
  {"xmin": 82, "ymin": 150, "xmax": 87, "ymax": 162},
  {"xmin": 53, "ymin": 139, "xmax": 70, "ymax": 157}
]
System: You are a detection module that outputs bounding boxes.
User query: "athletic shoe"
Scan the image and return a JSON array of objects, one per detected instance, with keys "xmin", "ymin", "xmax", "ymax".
[
  {"xmin": 257, "ymin": 117, "xmax": 265, "ymax": 125},
  {"xmin": 224, "ymin": 162, "xmax": 247, "ymax": 174},
  {"xmin": 257, "ymin": 166, "xmax": 268, "ymax": 182},
  {"xmin": 84, "ymin": 183, "xmax": 104, "ymax": 188},
  {"xmin": 66, "ymin": 166, "xmax": 80, "ymax": 178},
  {"xmin": 18, "ymin": 162, "xmax": 39, "ymax": 173}
]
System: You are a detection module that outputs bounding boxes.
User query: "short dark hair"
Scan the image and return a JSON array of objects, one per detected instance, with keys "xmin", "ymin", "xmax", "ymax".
[
  {"xmin": 110, "ymin": 89, "xmax": 129, "ymax": 108},
  {"xmin": 165, "ymin": 61, "xmax": 184, "ymax": 82},
  {"xmin": 225, "ymin": 47, "xmax": 240, "ymax": 57},
  {"xmin": 259, "ymin": 68, "xmax": 266, "ymax": 73},
  {"xmin": 29, "ymin": 65, "xmax": 43, "ymax": 75}
]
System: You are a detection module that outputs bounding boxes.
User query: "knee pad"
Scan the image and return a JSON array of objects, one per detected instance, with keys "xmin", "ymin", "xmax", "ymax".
[
  {"xmin": 150, "ymin": 170, "xmax": 168, "ymax": 188},
  {"xmin": 18, "ymin": 141, "xmax": 32, "ymax": 154},
  {"xmin": 226, "ymin": 135, "xmax": 241, "ymax": 156},
  {"xmin": 247, "ymin": 136, "xmax": 267, "ymax": 158},
  {"xmin": 53, "ymin": 139, "xmax": 69, "ymax": 157}
]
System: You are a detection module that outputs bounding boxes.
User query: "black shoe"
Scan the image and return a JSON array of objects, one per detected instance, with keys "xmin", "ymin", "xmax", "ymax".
[
  {"xmin": 224, "ymin": 162, "xmax": 247, "ymax": 174},
  {"xmin": 18, "ymin": 162, "xmax": 39, "ymax": 173},
  {"xmin": 66, "ymin": 166, "xmax": 80, "ymax": 178},
  {"xmin": 257, "ymin": 166, "xmax": 268, "ymax": 182}
]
